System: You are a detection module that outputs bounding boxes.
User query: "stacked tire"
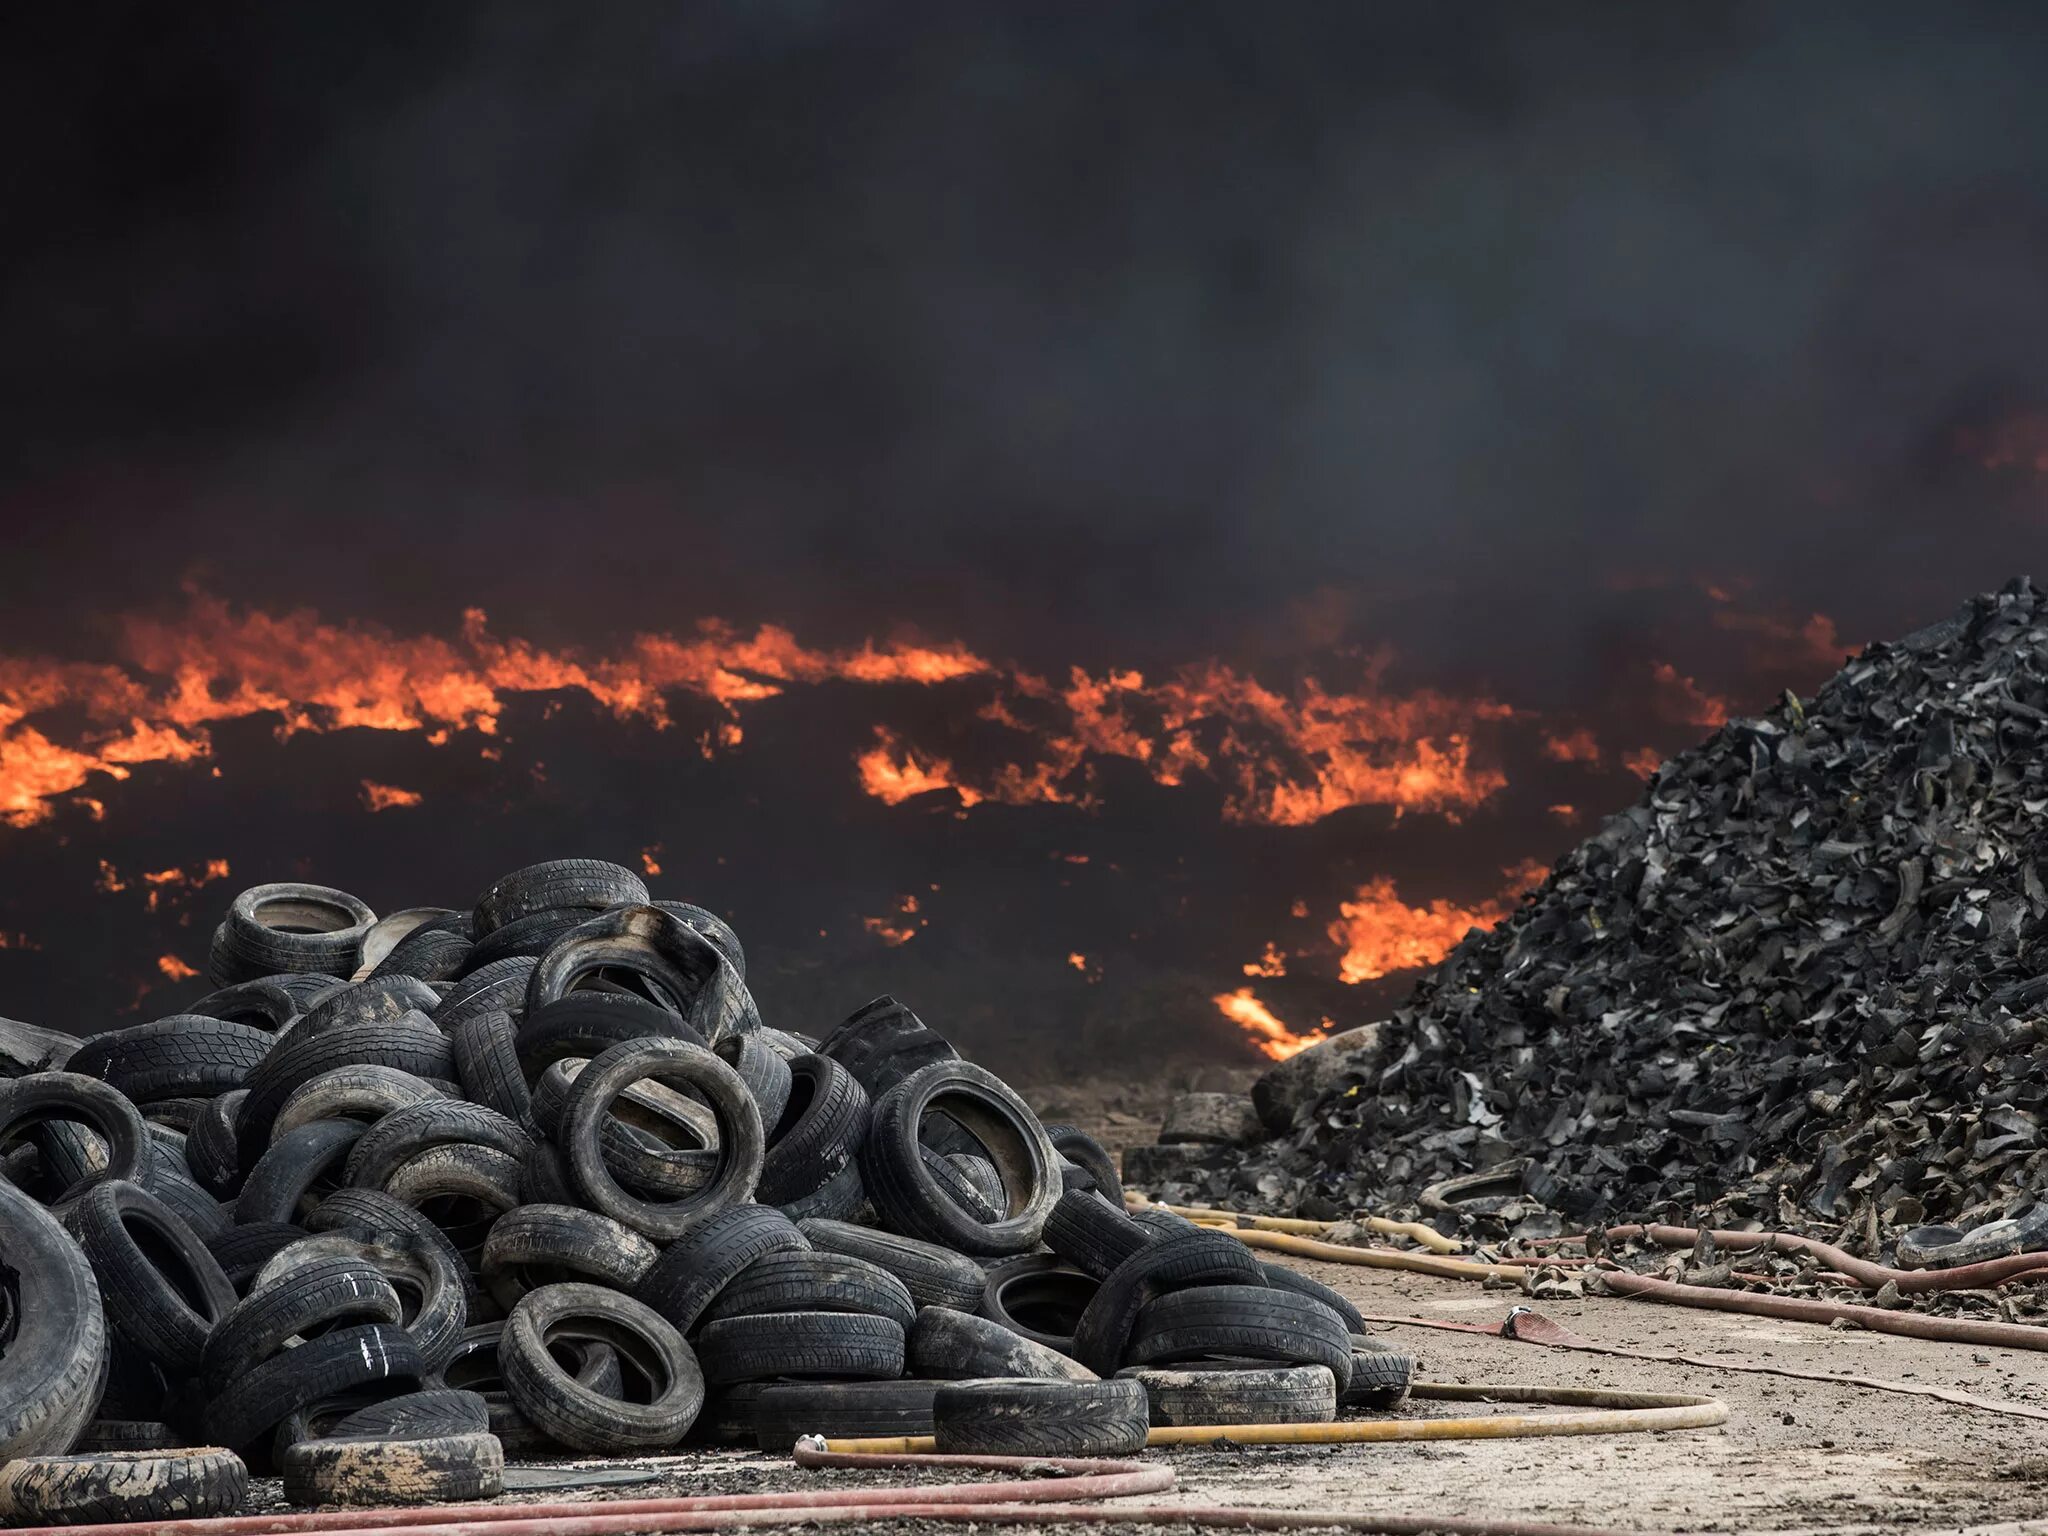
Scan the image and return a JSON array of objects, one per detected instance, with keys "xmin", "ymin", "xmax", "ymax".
[{"xmin": 0, "ymin": 855, "xmax": 1396, "ymax": 1505}]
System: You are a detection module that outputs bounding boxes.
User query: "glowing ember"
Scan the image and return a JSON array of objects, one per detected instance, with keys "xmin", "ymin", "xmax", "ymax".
[
  {"xmin": 861, "ymin": 893, "xmax": 925, "ymax": 947},
  {"xmin": 1211, "ymin": 987, "xmax": 1327, "ymax": 1061},
  {"xmin": 1623, "ymin": 745, "xmax": 1664, "ymax": 779},
  {"xmin": 157, "ymin": 954, "xmax": 198, "ymax": 981},
  {"xmin": 360, "ymin": 780, "xmax": 423, "ymax": 812},
  {"xmin": 1547, "ymin": 803, "xmax": 1577, "ymax": 820},
  {"xmin": 1241, "ymin": 941, "xmax": 1287, "ymax": 978},
  {"xmin": 639, "ymin": 845, "xmax": 663, "ymax": 877},
  {"xmin": 0, "ymin": 932, "xmax": 40, "ymax": 951},
  {"xmin": 1648, "ymin": 662, "xmax": 1730, "ymax": 729},
  {"xmin": 854, "ymin": 729, "xmax": 983, "ymax": 808},
  {"xmin": 1541, "ymin": 728, "xmax": 1601, "ymax": 764}
]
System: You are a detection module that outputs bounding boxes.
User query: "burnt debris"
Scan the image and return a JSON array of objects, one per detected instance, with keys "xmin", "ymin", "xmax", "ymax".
[{"xmin": 1153, "ymin": 578, "xmax": 2048, "ymax": 1235}]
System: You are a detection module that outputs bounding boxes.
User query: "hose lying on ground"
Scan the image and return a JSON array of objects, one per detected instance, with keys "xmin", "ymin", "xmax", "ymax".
[
  {"xmin": 1594, "ymin": 1269, "xmax": 2048, "ymax": 1351},
  {"xmin": 817, "ymin": 1378, "xmax": 1728, "ymax": 1453},
  {"xmin": 1128, "ymin": 1197, "xmax": 1463, "ymax": 1255},
  {"xmin": 1216, "ymin": 1226, "xmax": 1530, "ymax": 1281},
  {"xmin": 5, "ymin": 1449, "xmax": 1654, "ymax": 1536},
  {"xmin": 1602, "ymin": 1223, "xmax": 2048, "ymax": 1293}
]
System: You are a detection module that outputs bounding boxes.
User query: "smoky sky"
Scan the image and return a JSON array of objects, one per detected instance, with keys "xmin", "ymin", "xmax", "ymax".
[{"xmin": 6, "ymin": 1, "xmax": 2048, "ymax": 686}]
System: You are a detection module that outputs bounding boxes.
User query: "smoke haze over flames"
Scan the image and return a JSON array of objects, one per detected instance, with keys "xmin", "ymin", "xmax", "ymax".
[{"xmin": 10, "ymin": 5, "xmax": 2048, "ymax": 1074}]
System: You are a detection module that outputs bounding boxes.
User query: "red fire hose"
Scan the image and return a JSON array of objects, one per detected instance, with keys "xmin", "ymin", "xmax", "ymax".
[
  {"xmin": 8, "ymin": 1449, "xmax": 1647, "ymax": 1536},
  {"xmin": 1595, "ymin": 1269, "xmax": 2048, "ymax": 1350},
  {"xmin": 1601, "ymin": 1223, "xmax": 2048, "ymax": 1293}
]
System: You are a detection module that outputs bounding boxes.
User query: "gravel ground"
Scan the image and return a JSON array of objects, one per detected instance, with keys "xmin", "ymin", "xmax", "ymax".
[{"xmin": 242, "ymin": 1247, "xmax": 2048, "ymax": 1534}]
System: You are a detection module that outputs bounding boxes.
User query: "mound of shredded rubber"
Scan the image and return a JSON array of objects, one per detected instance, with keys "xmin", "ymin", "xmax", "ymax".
[{"xmin": 1170, "ymin": 578, "xmax": 2048, "ymax": 1232}]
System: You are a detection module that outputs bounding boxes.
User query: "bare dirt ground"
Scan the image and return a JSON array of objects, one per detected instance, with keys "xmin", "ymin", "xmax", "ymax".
[{"xmin": 243, "ymin": 1249, "xmax": 2048, "ymax": 1534}]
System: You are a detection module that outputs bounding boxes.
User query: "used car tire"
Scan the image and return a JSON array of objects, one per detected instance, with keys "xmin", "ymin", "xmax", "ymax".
[
  {"xmin": 213, "ymin": 883, "xmax": 376, "ymax": 984},
  {"xmin": 499, "ymin": 1282, "xmax": 703, "ymax": 1453},
  {"xmin": 525, "ymin": 906, "xmax": 752, "ymax": 1044},
  {"xmin": 906, "ymin": 1305, "xmax": 1098, "ymax": 1383},
  {"xmin": 204, "ymin": 1322, "xmax": 423, "ymax": 1457},
  {"xmin": 282, "ymin": 1430, "xmax": 503, "ymax": 1506},
  {"xmin": 752, "ymin": 1380, "xmax": 941, "ymax": 1451},
  {"xmin": 450, "ymin": 1012, "xmax": 533, "ymax": 1128},
  {"xmin": 235, "ymin": 1117, "xmax": 365, "ymax": 1226},
  {"xmin": 980, "ymin": 1253, "xmax": 1097, "ymax": 1353},
  {"xmin": 65, "ymin": 1179, "xmax": 236, "ymax": 1375},
  {"xmin": 1070, "ymin": 1231, "xmax": 1264, "ymax": 1376},
  {"xmin": 714, "ymin": 1031, "xmax": 790, "ymax": 1130},
  {"xmin": 481, "ymin": 1203, "xmax": 660, "ymax": 1311},
  {"xmin": 1342, "ymin": 1336, "xmax": 1415, "ymax": 1408},
  {"xmin": 0, "ymin": 1071, "xmax": 152, "ymax": 1200},
  {"xmin": 0, "ymin": 1178, "xmax": 109, "ymax": 1459},
  {"xmin": 202, "ymin": 1257, "xmax": 405, "ymax": 1397},
  {"xmin": 272, "ymin": 1066, "xmax": 448, "ymax": 1144},
  {"xmin": 700, "ymin": 1248, "xmax": 915, "ymax": 1331},
  {"xmin": 757, "ymin": 1054, "xmax": 868, "ymax": 1206},
  {"xmin": 66, "ymin": 1018, "xmax": 274, "ymax": 1106},
  {"xmin": 797, "ymin": 1218, "xmax": 985, "ymax": 1313},
  {"xmin": 634, "ymin": 1205, "xmax": 809, "ymax": 1333},
  {"xmin": 0, "ymin": 1448, "xmax": 248, "ymax": 1524},
  {"xmin": 1044, "ymin": 1123, "xmax": 1124, "ymax": 1205},
  {"xmin": 694, "ymin": 1310, "xmax": 904, "ymax": 1386},
  {"xmin": 932, "ymin": 1378, "xmax": 1147, "ymax": 1456},
  {"xmin": 1043, "ymin": 1189, "xmax": 1154, "ymax": 1279},
  {"xmin": 474, "ymin": 859, "xmax": 648, "ymax": 936},
  {"xmin": 859, "ymin": 1060, "xmax": 1059, "ymax": 1257},
  {"xmin": 1125, "ymin": 1283, "xmax": 1354, "ymax": 1389},
  {"xmin": 1118, "ymin": 1363, "xmax": 1337, "ymax": 1426}
]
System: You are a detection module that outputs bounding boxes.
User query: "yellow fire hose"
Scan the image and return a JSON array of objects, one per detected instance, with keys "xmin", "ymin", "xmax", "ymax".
[
  {"xmin": 1218, "ymin": 1226, "xmax": 1529, "ymax": 1282},
  {"xmin": 1126, "ymin": 1196, "xmax": 1462, "ymax": 1255},
  {"xmin": 818, "ymin": 1381, "xmax": 1728, "ymax": 1454}
]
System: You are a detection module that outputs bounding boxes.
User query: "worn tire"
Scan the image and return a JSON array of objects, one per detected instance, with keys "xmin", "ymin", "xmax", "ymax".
[
  {"xmin": 1119, "ymin": 1363, "xmax": 1337, "ymax": 1426},
  {"xmin": 714, "ymin": 1031, "xmax": 790, "ymax": 1130},
  {"xmin": 185, "ymin": 1091, "xmax": 248, "ymax": 1198},
  {"xmin": 368, "ymin": 923, "xmax": 475, "ymax": 985},
  {"xmin": 202, "ymin": 1257, "xmax": 405, "ymax": 1397},
  {"xmin": 1043, "ymin": 1189, "xmax": 1154, "ymax": 1279},
  {"xmin": 933, "ymin": 1378, "xmax": 1147, "ymax": 1456},
  {"xmin": 0, "ymin": 1448, "xmax": 248, "ymax": 1524},
  {"xmin": 1341, "ymin": 1336, "xmax": 1414, "ymax": 1408},
  {"xmin": 235, "ymin": 1016, "xmax": 453, "ymax": 1172},
  {"xmin": 66, "ymin": 1179, "xmax": 236, "ymax": 1374},
  {"xmin": 434, "ymin": 957, "xmax": 540, "ymax": 1035},
  {"xmin": 654, "ymin": 902, "xmax": 746, "ymax": 981},
  {"xmin": 797, "ymin": 1218, "xmax": 985, "ymax": 1312},
  {"xmin": 474, "ymin": 860, "xmax": 648, "ymax": 936},
  {"xmin": 204, "ymin": 1322, "xmax": 422, "ymax": 1457},
  {"xmin": 282, "ymin": 1431, "xmax": 502, "ymax": 1506},
  {"xmin": 0, "ymin": 1071, "xmax": 152, "ymax": 1199},
  {"xmin": 203, "ymin": 1222, "xmax": 306, "ymax": 1295},
  {"xmin": 214, "ymin": 883, "xmax": 376, "ymax": 984},
  {"xmin": 346, "ymin": 1100, "xmax": 532, "ymax": 1190},
  {"xmin": 560, "ymin": 1039, "xmax": 762, "ymax": 1240},
  {"xmin": 906, "ymin": 1305, "xmax": 1098, "ymax": 1383},
  {"xmin": 981, "ymin": 1254, "xmax": 1097, "ymax": 1353},
  {"xmin": 499, "ymin": 1283, "xmax": 703, "ymax": 1453},
  {"xmin": 700, "ymin": 1248, "xmax": 916, "ymax": 1331},
  {"xmin": 525, "ymin": 906, "xmax": 751, "ymax": 1044},
  {"xmin": 0, "ymin": 1179, "xmax": 109, "ymax": 1459},
  {"xmin": 634, "ymin": 1204, "xmax": 809, "ymax": 1333},
  {"xmin": 481, "ymin": 1203, "xmax": 659, "ymax": 1311},
  {"xmin": 1070, "ymin": 1230, "xmax": 1264, "ymax": 1376},
  {"xmin": 235, "ymin": 1117, "xmax": 365, "ymax": 1225},
  {"xmin": 450, "ymin": 1012, "xmax": 534, "ymax": 1128},
  {"xmin": 758, "ymin": 1054, "xmax": 868, "ymax": 1205},
  {"xmin": 1045, "ymin": 1124, "xmax": 1125, "ymax": 1206},
  {"xmin": 752, "ymin": 1380, "xmax": 941, "ymax": 1451},
  {"xmin": 860, "ymin": 1060, "xmax": 1058, "ymax": 1257},
  {"xmin": 817, "ymin": 996, "xmax": 956, "ymax": 1096},
  {"xmin": 273, "ymin": 1066, "xmax": 447, "ymax": 1144},
  {"xmin": 67, "ymin": 1018, "xmax": 274, "ymax": 1106},
  {"xmin": 185, "ymin": 975, "xmax": 333, "ymax": 1032},
  {"xmin": 1261, "ymin": 1261, "xmax": 1365, "ymax": 1332},
  {"xmin": 258, "ymin": 1230, "xmax": 468, "ymax": 1372},
  {"xmin": 694, "ymin": 1310, "xmax": 904, "ymax": 1386},
  {"xmin": 1126, "ymin": 1283, "xmax": 1353, "ymax": 1389},
  {"xmin": 779, "ymin": 1158, "xmax": 867, "ymax": 1223}
]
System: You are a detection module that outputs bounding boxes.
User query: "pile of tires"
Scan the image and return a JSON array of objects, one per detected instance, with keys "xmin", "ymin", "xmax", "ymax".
[{"xmin": 0, "ymin": 858, "xmax": 1407, "ymax": 1515}]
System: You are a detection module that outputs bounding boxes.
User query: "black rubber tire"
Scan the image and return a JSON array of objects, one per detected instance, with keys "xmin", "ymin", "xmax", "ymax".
[
  {"xmin": 203, "ymin": 1221, "xmax": 307, "ymax": 1294},
  {"xmin": 474, "ymin": 859, "xmax": 648, "ymax": 936},
  {"xmin": 499, "ymin": 1282, "xmax": 703, "ymax": 1453},
  {"xmin": 758, "ymin": 1054, "xmax": 868, "ymax": 1205},
  {"xmin": 202, "ymin": 1257, "xmax": 404, "ymax": 1395},
  {"xmin": 369, "ymin": 924, "xmax": 475, "ymax": 984},
  {"xmin": 0, "ymin": 1070, "xmax": 152, "ymax": 1199},
  {"xmin": 346, "ymin": 1100, "xmax": 532, "ymax": 1190},
  {"xmin": 263, "ymin": 1228, "xmax": 470, "ymax": 1372},
  {"xmin": 932, "ymin": 1378, "xmax": 1147, "ymax": 1456},
  {"xmin": 235, "ymin": 1117, "xmax": 366, "ymax": 1225},
  {"xmin": 450, "ymin": 1012, "xmax": 534, "ymax": 1128},
  {"xmin": 860, "ymin": 1059, "xmax": 1059, "ymax": 1257},
  {"xmin": 65, "ymin": 1178, "xmax": 236, "ymax": 1374},
  {"xmin": 235, "ymin": 1016, "xmax": 454, "ymax": 1173},
  {"xmin": 185, "ymin": 1091, "xmax": 248, "ymax": 1198},
  {"xmin": 480, "ymin": 1203, "xmax": 660, "ymax": 1311},
  {"xmin": 560, "ymin": 1038, "xmax": 763, "ymax": 1240},
  {"xmin": 1119, "ymin": 1363, "xmax": 1337, "ymax": 1426},
  {"xmin": 1341, "ymin": 1335, "xmax": 1415, "ymax": 1408},
  {"xmin": 714, "ymin": 1031, "xmax": 790, "ymax": 1130},
  {"xmin": 272, "ymin": 1066, "xmax": 448, "ymax": 1144},
  {"xmin": 515, "ymin": 994, "xmax": 705, "ymax": 1082},
  {"xmin": 1261, "ymin": 1260, "xmax": 1365, "ymax": 1332},
  {"xmin": 1044, "ymin": 1123, "xmax": 1125, "ymax": 1206},
  {"xmin": 633, "ymin": 1204, "xmax": 809, "ymax": 1333},
  {"xmin": 459, "ymin": 909, "xmax": 597, "ymax": 978},
  {"xmin": 752, "ymin": 1380, "xmax": 941, "ymax": 1451},
  {"xmin": 144, "ymin": 1098, "xmax": 210, "ymax": 1134},
  {"xmin": 1130, "ymin": 1206, "xmax": 1202, "ymax": 1237},
  {"xmin": 518, "ymin": 1139, "xmax": 578, "ymax": 1207},
  {"xmin": 525, "ymin": 906, "xmax": 751, "ymax": 1044},
  {"xmin": 700, "ymin": 1248, "xmax": 916, "ymax": 1331},
  {"xmin": 143, "ymin": 1146, "xmax": 230, "ymax": 1239},
  {"xmin": 981, "ymin": 1254, "xmax": 1097, "ymax": 1353},
  {"xmin": 433, "ymin": 957, "xmax": 540, "ymax": 1035},
  {"xmin": 1126, "ymin": 1283, "xmax": 1354, "ymax": 1389},
  {"xmin": 1070, "ymin": 1230, "xmax": 1265, "ymax": 1376},
  {"xmin": 333, "ymin": 1387, "xmax": 491, "ymax": 1439},
  {"xmin": 71, "ymin": 1420, "xmax": 182, "ymax": 1453},
  {"xmin": 295, "ymin": 977, "xmax": 444, "ymax": 1038},
  {"xmin": 1043, "ymin": 1189, "xmax": 1155, "ymax": 1279},
  {"xmin": 185, "ymin": 974, "xmax": 334, "ymax": 1031},
  {"xmin": 0, "ymin": 1178, "xmax": 110, "ymax": 1459},
  {"xmin": 213, "ymin": 883, "xmax": 376, "ymax": 984},
  {"xmin": 204, "ymin": 1322, "xmax": 423, "ymax": 1457},
  {"xmin": 779, "ymin": 1158, "xmax": 867, "ymax": 1223},
  {"xmin": 935, "ymin": 1151, "xmax": 1006, "ymax": 1223},
  {"xmin": 797, "ymin": 1218, "xmax": 986, "ymax": 1312},
  {"xmin": 282, "ymin": 1430, "xmax": 503, "ymax": 1506},
  {"xmin": 906, "ymin": 1304, "xmax": 1099, "ymax": 1383},
  {"xmin": 67, "ymin": 1018, "xmax": 274, "ymax": 1105},
  {"xmin": 816, "ymin": 996, "xmax": 957, "ymax": 1096},
  {"xmin": 652, "ymin": 901, "xmax": 745, "ymax": 978},
  {"xmin": 0, "ymin": 1448, "xmax": 248, "ymax": 1524},
  {"xmin": 694, "ymin": 1310, "xmax": 904, "ymax": 1386}
]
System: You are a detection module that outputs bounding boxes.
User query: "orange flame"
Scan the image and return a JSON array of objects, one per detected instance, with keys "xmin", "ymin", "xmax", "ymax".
[
  {"xmin": 1541, "ymin": 728, "xmax": 1600, "ymax": 765},
  {"xmin": 639, "ymin": 845, "xmax": 663, "ymax": 878},
  {"xmin": 1327, "ymin": 861, "xmax": 1546, "ymax": 985},
  {"xmin": 1212, "ymin": 987, "xmax": 1328, "ymax": 1061},
  {"xmin": 0, "ymin": 932, "xmax": 41, "ymax": 951},
  {"xmin": 1623, "ymin": 745, "xmax": 1664, "ymax": 779},
  {"xmin": 1648, "ymin": 662, "xmax": 1729, "ymax": 729},
  {"xmin": 1242, "ymin": 942, "xmax": 1287, "ymax": 979},
  {"xmin": 360, "ymin": 780, "xmax": 423, "ymax": 812},
  {"xmin": 157, "ymin": 954, "xmax": 198, "ymax": 981},
  {"xmin": 861, "ymin": 893, "xmax": 925, "ymax": 947}
]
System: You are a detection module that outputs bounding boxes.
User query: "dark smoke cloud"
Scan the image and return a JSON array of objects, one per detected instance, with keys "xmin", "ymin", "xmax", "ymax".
[{"xmin": 4, "ymin": 3, "xmax": 2048, "ymax": 1062}]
